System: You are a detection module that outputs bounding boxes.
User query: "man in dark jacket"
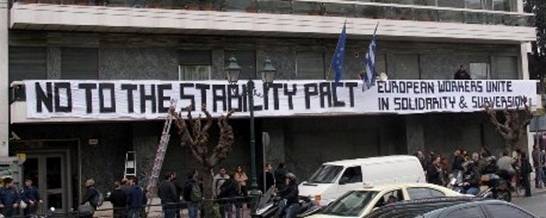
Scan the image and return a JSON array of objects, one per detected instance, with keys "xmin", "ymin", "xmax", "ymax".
[
  {"xmin": 218, "ymin": 177, "xmax": 241, "ymax": 218},
  {"xmin": 127, "ymin": 177, "xmax": 144, "ymax": 218},
  {"xmin": 532, "ymin": 145, "xmax": 543, "ymax": 188},
  {"xmin": 265, "ymin": 163, "xmax": 275, "ymax": 192},
  {"xmin": 462, "ymin": 162, "xmax": 481, "ymax": 195},
  {"xmin": 0, "ymin": 177, "xmax": 20, "ymax": 217},
  {"xmin": 279, "ymin": 173, "xmax": 299, "ymax": 218},
  {"xmin": 80, "ymin": 179, "xmax": 99, "ymax": 218},
  {"xmin": 158, "ymin": 172, "xmax": 179, "ymax": 218},
  {"xmin": 183, "ymin": 170, "xmax": 201, "ymax": 218},
  {"xmin": 520, "ymin": 153, "xmax": 533, "ymax": 197},
  {"xmin": 21, "ymin": 178, "xmax": 41, "ymax": 218},
  {"xmin": 108, "ymin": 181, "xmax": 128, "ymax": 218},
  {"xmin": 453, "ymin": 65, "xmax": 471, "ymax": 80},
  {"xmin": 274, "ymin": 163, "xmax": 288, "ymax": 190}
]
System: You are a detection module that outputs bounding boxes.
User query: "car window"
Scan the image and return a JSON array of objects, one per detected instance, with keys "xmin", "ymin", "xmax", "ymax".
[
  {"xmin": 308, "ymin": 165, "xmax": 343, "ymax": 183},
  {"xmin": 340, "ymin": 166, "xmax": 362, "ymax": 184},
  {"xmin": 445, "ymin": 205, "xmax": 486, "ymax": 218},
  {"xmin": 484, "ymin": 203, "xmax": 534, "ymax": 218},
  {"xmin": 373, "ymin": 189, "xmax": 403, "ymax": 208},
  {"xmin": 321, "ymin": 191, "xmax": 379, "ymax": 216},
  {"xmin": 407, "ymin": 187, "xmax": 446, "ymax": 200}
]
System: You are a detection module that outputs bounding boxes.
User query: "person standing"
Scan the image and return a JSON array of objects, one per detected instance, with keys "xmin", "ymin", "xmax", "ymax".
[
  {"xmin": 218, "ymin": 176, "xmax": 240, "ymax": 218},
  {"xmin": 274, "ymin": 163, "xmax": 288, "ymax": 191},
  {"xmin": 453, "ymin": 65, "xmax": 471, "ymax": 80},
  {"xmin": 234, "ymin": 166, "xmax": 248, "ymax": 196},
  {"xmin": 80, "ymin": 179, "xmax": 99, "ymax": 218},
  {"xmin": 127, "ymin": 177, "xmax": 144, "ymax": 218},
  {"xmin": 426, "ymin": 156, "xmax": 443, "ymax": 186},
  {"xmin": 21, "ymin": 178, "xmax": 41, "ymax": 218},
  {"xmin": 520, "ymin": 153, "xmax": 533, "ymax": 197},
  {"xmin": 0, "ymin": 177, "xmax": 19, "ymax": 217},
  {"xmin": 212, "ymin": 168, "xmax": 230, "ymax": 199},
  {"xmin": 183, "ymin": 170, "xmax": 201, "ymax": 218},
  {"xmin": 108, "ymin": 181, "xmax": 128, "ymax": 218},
  {"xmin": 158, "ymin": 172, "xmax": 179, "ymax": 218},
  {"xmin": 264, "ymin": 163, "xmax": 275, "ymax": 192},
  {"xmin": 532, "ymin": 145, "xmax": 543, "ymax": 188},
  {"xmin": 452, "ymin": 149, "xmax": 465, "ymax": 181}
]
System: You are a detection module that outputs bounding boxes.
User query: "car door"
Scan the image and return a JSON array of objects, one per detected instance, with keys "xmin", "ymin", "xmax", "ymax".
[{"xmin": 337, "ymin": 166, "xmax": 364, "ymax": 196}]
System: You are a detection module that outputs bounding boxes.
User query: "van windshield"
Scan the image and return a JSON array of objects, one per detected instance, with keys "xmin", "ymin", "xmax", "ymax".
[
  {"xmin": 321, "ymin": 190, "xmax": 378, "ymax": 216},
  {"xmin": 307, "ymin": 165, "xmax": 343, "ymax": 183}
]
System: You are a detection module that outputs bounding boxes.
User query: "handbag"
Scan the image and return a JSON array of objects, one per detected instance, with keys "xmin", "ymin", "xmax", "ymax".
[
  {"xmin": 78, "ymin": 202, "xmax": 95, "ymax": 216},
  {"xmin": 19, "ymin": 200, "xmax": 27, "ymax": 209}
]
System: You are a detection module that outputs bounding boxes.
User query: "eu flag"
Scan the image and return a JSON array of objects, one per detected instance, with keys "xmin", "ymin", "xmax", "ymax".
[{"xmin": 332, "ymin": 22, "xmax": 347, "ymax": 83}]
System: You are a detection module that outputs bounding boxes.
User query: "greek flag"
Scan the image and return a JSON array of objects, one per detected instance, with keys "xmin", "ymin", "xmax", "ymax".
[
  {"xmin": 363, "ymin": 24, "xmax": 379, "ymax": 91},
  {"xmin": 332, "ymin": 22, "xmax": 347, "ymax": 83}
]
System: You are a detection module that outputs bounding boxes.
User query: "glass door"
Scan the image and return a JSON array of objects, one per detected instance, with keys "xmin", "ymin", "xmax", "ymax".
[{"xmin": 23, "ymin": 154, "xmax": 67, "ymax": 213}]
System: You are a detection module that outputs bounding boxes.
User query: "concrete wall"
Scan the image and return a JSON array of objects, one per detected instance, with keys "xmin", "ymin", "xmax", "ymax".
[{"xmin": 8, "ymin": 31, "xmax": 522, "ymax": 81}]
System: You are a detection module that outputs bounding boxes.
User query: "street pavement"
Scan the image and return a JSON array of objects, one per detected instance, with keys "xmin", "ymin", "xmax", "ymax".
[{"xmin": 513, "ymin": 187, "xmax": 546, "ymax": 217}]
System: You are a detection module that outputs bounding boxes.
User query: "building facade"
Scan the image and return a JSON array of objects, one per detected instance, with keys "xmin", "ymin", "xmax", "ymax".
[{"xmin": 0, "ymin": 0, "xmax": 539, "ymax": 212}]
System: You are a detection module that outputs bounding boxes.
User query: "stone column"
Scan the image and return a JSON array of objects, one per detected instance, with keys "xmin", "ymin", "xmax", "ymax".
[
  {"xmin": 0, "ymin": 0, "xmax": 9, "ymax": 157},
  {"xmin": 47, "ymin": 47, "xmax": 62, "ymax": 79},
  {"xmin": 405, "ymin": 115, "xmax": 425, "ymax": 155}
]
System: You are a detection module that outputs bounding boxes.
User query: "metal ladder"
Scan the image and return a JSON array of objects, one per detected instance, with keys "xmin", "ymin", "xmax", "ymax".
[
  {"xmin": 123, "ymin": 151, "xmax": 137, "ymax": 178},
  {"xmin": 145, "ymin": 106, "xmax": 175, "ymax": 213}
]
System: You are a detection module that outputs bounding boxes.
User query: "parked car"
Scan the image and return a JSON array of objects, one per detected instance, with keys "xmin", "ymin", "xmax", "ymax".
[
  {"xmin": 364, "ymin": 196, "xmax": 481, "ymax": 218},
  {"xmin": 307, "ymin": 183, "xmax": 463, "ymax": 218},
  {"xmin": 419, "ymin": 199, "xmax": 538, "ymax": 218},
  {"xmin": 299, "ymin": 155, "xmax": 426, "ymax": 206}
]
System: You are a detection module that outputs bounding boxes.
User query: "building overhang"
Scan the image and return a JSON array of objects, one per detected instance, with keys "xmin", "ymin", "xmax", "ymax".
[{"xmin": 9, "ymin": 3, "xmax": 536, "ymax": 43}]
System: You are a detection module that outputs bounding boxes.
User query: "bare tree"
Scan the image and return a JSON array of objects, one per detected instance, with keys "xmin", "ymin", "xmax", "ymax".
[
  {"xmin": 484, "ymin": 98, "xmax": 534, "ymax": 151},
  {"xmin": 170, "ymin": 105, "xmax": 235, "ymax": 199}
]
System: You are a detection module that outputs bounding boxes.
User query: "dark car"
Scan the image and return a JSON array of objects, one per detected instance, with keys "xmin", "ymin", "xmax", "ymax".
[
  {"xmin": 419, "ymin": 199, "xmax": 538, "ymax": 218},
  {"xmin": 365, "ymin": 197, "xmax": 481, "ymax": 218}
]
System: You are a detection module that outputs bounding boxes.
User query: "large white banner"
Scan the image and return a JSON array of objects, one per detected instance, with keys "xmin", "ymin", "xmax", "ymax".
[{"xmin": 24, "ymin": 80, "xmax": 540, "ymax": 120}]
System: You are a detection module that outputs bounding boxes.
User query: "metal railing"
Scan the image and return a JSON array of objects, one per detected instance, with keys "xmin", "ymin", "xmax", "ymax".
[
  {"xmin": 1, "ymin": 196, "xmax": 254, "ymax": 218},
  {"xmin": 9, "ymin": 0, "xmax": 533, "ymax": 27}
]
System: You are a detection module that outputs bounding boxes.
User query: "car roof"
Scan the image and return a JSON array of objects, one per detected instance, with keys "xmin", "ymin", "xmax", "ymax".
[
  {"xmin": 358, "ymin": 183, "xmax": 449, "ymax": 191},
  {"xmin": 423, "ymin": 199, "xmax": 538, "ymax": 218},
  {"xmin": 324, "ymin": 155, "xmax": 419, "ymax": 166}
]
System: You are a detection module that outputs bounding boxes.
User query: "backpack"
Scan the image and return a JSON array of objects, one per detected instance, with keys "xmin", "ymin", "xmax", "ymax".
[
  {"xmin": 190, "ymin": 183, "xmax": 202, "ymax": 202},
  {"xmin": 93, "ymin": 190, "xmax": 104, "ymax": 207}
]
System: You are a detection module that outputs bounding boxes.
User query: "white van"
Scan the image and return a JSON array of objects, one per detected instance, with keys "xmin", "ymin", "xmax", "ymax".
[{"xmin": 298, "ymin": 155, "xmax": 426, "ymax": 206}]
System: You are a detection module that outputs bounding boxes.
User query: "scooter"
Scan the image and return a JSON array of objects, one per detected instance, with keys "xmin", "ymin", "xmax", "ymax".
[
  {"xmin": 479, "ymin": 173, "xmax": 512, "ymax": 202},
  {"xmin": 252, "ymin": 188, "xmax": 321, "ymax": 218}
]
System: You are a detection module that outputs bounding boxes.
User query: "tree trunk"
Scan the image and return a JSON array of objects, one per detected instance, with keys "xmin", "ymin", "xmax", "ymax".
[{"xmin": 199, "ymin": 167, "xmax": 221, "ymax": 218}]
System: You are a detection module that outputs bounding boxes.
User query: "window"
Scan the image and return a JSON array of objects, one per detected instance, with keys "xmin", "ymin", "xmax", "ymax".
[
  {"xmin": 438, "ymin": 0, "xmax": 465, "ymax": 8},
  {"xmin": 465, "ymin": 0, "xmax": 485, "ymax": 9},
  {"xmin": 308, "ymin": 165, "xmax": 343, "ymax": 183},
  {"xmin": 484, "ymin": 203, "xmax": 534, "ymax": 218},
  {"xmin": 492, "ymin": 56, "xmax": 517, "ymax": 79},
  {"xmin": 296, "ymin": 51, "xmax": 325, "ymax": 79},
  {"xmin": 61, "ymin": 48, "xmax": 98, "ymax": 79},
  {"xmin": 178, "ymin": 50, "xmax": 212, "ymax": 80},
  {"xmin": 373, "ymin": 189, "xmax": 404, "ymax": 208},
  {"xmin": 339, "ymin": 166, "xmax": 363, "ymax": 184},
  {"xmin": 407, "ymin": 187, "xmax": 446, "ymax": 200},
  {"xmin": 469, "ymin": 63, "xmax": 490, "ymax": 79},
  {"xmin": 388, "ymin": 53, "xmax": 420, "ymax": 79},
  {"xmin": 225, "ymin": 50, "xmax": 256, "ymax": 79},
  {"xmin": 9, "ymin": 47, "xmax": 47, "ymax": 83}
]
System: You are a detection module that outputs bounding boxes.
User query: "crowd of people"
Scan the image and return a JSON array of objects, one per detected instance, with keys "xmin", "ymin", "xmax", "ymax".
[
  {"xmin": 0, "ymin": 178, "xmax": 41, "ymax": 218},
  {"xmin": 414, "ymin": 146, "xmax": 539, "ymax": 197}
]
